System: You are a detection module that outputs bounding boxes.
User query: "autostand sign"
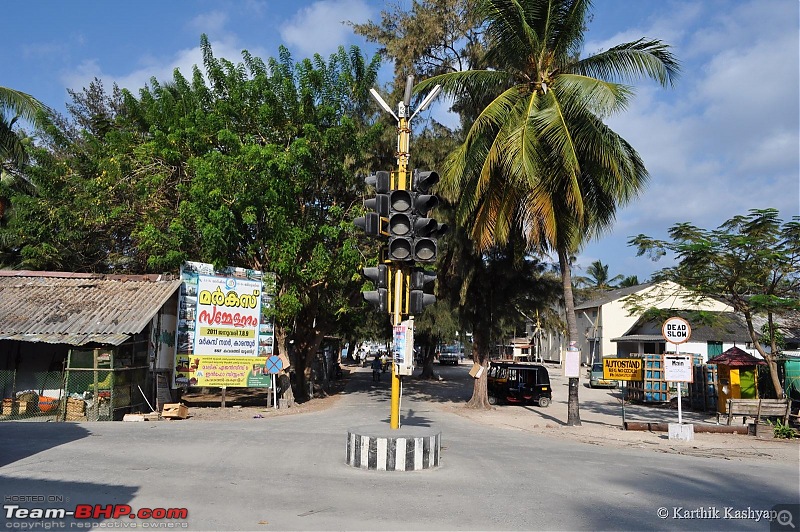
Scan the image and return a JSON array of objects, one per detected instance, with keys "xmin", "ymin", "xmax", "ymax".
[{"xmin": 662, "ymin": 317, "xmax": 693, "ymax": 439}]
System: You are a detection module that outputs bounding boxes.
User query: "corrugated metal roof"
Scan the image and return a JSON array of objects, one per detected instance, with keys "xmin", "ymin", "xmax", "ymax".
[
  {"xmin": 574, "ymin": 283, "xmax": 655, "ymax": 310},
  {"xmin": 611, "ymin": 334, "xmax": 664, "ymax": 343},
  {"xmin": 0, "ymin": 272, "xmax": 182, "ymax": 346},
  {"xmin": 611, "ymin": 310, "xmax": 800, "ymax": 344}
]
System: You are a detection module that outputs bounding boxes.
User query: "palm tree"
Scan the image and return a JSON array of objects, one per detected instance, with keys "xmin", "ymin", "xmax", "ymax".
[
  {"xmin": 0, "ymin": 87, "xmax": 48, "ymax": 221},
  {"xmin": 576, "ymin": 259, "xmax": 624, "ymax": 290},
  {"xmin": 417, "ymin": 0, "xmax": 678, "ymax": 425}
]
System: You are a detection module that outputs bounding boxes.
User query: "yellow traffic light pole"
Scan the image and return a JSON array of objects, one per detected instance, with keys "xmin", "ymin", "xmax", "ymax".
[
  {"xmin": 369, "ymin": 76, "xmax": 440, "ymax": 430},
  {"xmin": 390, "ymin": 111, "xmax": 411, "ymax": 430}
]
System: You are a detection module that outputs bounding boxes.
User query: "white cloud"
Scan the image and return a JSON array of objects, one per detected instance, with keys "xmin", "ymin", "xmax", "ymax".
[
  {"xmin": 60, "ymin": 36, "xmax": 252, "ymax": 97},
  {"xmin": 578, "ymin": 0, "xmax": 799, "ymax": 281},
  {"xmin": 280, "ymin": 0, "xmax": 373, "ymax": 58},
  {"xmin": 187, "ymin": 11, "xmax": 229, "ymax": 36}
]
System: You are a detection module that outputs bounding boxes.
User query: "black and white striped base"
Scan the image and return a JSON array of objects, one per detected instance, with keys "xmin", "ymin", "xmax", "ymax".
[{"xmin": 346, "ymin": 425, "xmax": 441, "ymax": 471}]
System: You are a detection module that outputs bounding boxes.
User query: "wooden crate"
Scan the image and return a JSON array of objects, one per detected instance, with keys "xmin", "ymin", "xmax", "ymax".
[
  {"xmin": 627, "ymin": 353, "xmax": 703, "ymax": 403},
  {"xmin": 162, "ymin": 403, "xmax": 189, "ymax": 419},
  {"xmin": 65, "ymin": 398, "xmax": 87, "ymax": 421},
  {"xmin": 2, "ymin": 399, "xmax": 34, "ymax": 415}
]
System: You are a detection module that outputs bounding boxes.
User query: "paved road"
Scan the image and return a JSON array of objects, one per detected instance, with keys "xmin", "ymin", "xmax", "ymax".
[{"xmin": 1, "ymin": 365, "xmax": 797, "ymax": 531}]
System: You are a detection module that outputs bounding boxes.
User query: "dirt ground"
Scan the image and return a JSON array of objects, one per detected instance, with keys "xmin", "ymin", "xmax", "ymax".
[{"xmin": 175, "ymin": 363, "xmax": 799, "ymax": 463}]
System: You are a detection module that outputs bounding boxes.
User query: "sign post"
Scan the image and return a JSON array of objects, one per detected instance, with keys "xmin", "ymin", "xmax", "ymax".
[
  {"xmin": 662, "ymin": 317, "xmax": 693, "ymax": 440},
  {"xmin": 266, "ymin": 355, "xmax": 283, "ymax": 410},
  {"xmin": 603, "ymin": 358, "xmax": 644, "ymax": 427}
]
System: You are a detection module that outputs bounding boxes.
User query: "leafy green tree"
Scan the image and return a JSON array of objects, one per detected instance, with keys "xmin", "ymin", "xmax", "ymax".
[
  {"xmin": 413, "ymin": 299, "xmax": 459, "ymax": 379},
  {"xmin": 438, "ymin": 226, "xmax": 562, "ymax": 407},
  {"xmin": 1, "ymin": 39, "xmax": 384, "ymax": 402},
  {"xmin": 350, "ymin": 0, "xmax": 485, "ymax": 129},
  {"xmin": 154, "ymin": 41, "xmax": 383, "ymax": 400},
  {"xmin": 0, "ymin": 79, "xmax": 157, "ymax": 272},
  {"xmin": 630, "ymin": 208, "xmax": 800, "ymax": 398},
  {"xmin": 417, "ymin": 0, "xmax": 679, "ymax": 423}
]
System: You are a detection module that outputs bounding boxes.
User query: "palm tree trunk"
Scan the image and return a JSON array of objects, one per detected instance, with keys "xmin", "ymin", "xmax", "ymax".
[{"xmin": 559, "ymin": 247, "xmax": 581, "ymax": 426}]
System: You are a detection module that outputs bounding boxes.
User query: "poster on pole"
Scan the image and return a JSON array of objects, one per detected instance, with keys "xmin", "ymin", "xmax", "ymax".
[{"xmin": 563, "ymin": 347, "xmax": 581, "ymax": 378}]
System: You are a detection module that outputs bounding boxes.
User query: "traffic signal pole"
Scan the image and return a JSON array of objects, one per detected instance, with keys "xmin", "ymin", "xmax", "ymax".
[
  {"xmin": 367, "ymin": 76, "xmax": 441, "ymax": 430},
  {"xmin": 390, "ymin": 111, "xmax": 411, "ymax": 429}
]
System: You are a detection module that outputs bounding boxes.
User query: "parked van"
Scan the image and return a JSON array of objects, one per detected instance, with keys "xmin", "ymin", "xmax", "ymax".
[{"xmin": 487, "ymin": 361, "xmax": 551, "ymax": 407}]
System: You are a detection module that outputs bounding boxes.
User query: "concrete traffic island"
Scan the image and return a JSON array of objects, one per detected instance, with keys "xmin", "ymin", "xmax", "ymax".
[{"xmin": 346, "ymin": 424, "xmax": 441, "ymax": 471}]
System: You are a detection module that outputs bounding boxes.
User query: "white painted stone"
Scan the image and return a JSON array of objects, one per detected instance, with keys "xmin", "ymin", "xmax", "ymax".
[{"xmin": 668, "ymin": 423, "xmax": 694, "ymax": 441}]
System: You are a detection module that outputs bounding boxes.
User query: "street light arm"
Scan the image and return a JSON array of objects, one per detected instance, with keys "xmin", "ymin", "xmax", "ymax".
[
  {"xmin": 370, "ymin": 88, "xmax": 399, "ymax": 122},
  {"xmin": 409, "ymin": 85, "xmax": 441, "ymax": 122}
]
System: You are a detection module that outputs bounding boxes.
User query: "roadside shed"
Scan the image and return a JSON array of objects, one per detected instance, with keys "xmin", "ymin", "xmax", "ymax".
[
  {"xmin": 708, "ymin": 346, "xmax": 766, "ymax": 413},
  {"xmin": 0, "ymin": 271, "xmax": 182, "ymax": 421}
]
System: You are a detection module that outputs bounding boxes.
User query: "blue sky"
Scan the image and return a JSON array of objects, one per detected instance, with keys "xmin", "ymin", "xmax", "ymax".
[{"xmin": 3, "ymin": 0, "xmax": 799, "ymax": 282}]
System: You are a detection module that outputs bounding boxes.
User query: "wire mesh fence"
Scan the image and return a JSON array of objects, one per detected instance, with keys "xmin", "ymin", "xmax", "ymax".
[
  {"xmin": 1, "ymin": 368, "xmax": 149, "ymax": 422},
  {"xmin": 0, "ymin": 370, "xmax": 64, "ymax": 421}
]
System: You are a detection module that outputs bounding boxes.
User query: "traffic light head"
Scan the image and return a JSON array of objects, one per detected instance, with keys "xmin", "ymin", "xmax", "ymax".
[
  {"xmin": 356, "ymin": 171, "xmax": 392, "ymax": 238},
  {"xmin": 412, "ymin": 194, "xmax": 438, "ymax": 216},
  {"xmin": 411, "ymin": 170, "xmax": 439, "ymax": 216},
  {"xmin": 408, "ymin": 266, "xmax": 436, "ymax": 314},
  {"xmin": 381, "ymin": 168, "xmax": 447, "ymax": 263},
  {"xmin": 354, "ymin": 213, "xmax": 379, "ymax": 236},
  {"xmin": 363, "ymin": 289, "xmax": 388, "ymax": 312},
  {"xmin": 364, "ymin": 194, "xmax": 389, "ymax": 217},
  {"xmin": 362, "ymin": 264, "xmax": 389, "ymax": 312},
  {"xmin": 389, "ymin": 190, "xmax": 412, "ymax": 239},
  {"xmin": 365, "ymin": 171, "xmax": 391, "ymax": 193},
  {"xmin": 413, "ymin": 238, "xmax": 437, "ymax": 262},
  {"xmin": 388, "ymin": 238, "xmax": 412, "ymax": 261},
  {"xmin": 388, "ymin": 189, "xmax": 414, "ymax": 260},
  {"xmin": 412, "ymin": 170, "xmax": 439, "ymax": 193},
  {"xmin": 409, "ymin": 268, "xmax": 436, "ymax": 289},
  {"xmin": 413, "ymin": 217, "xmax": 448, "ymax": 237},
  {"xmin": 363, "ymin": 264, "xmax": 389, "ymax": 288},
  {"xmin": 408, "ymin": 290, "xmax": 436, "ymax": 315}
]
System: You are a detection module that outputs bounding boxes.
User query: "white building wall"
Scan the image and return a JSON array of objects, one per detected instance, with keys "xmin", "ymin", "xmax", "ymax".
[
  {"xmin": 580, "ymin": 282, "xmax": 732, "ymax": 362},
  {"xmin": 619, "ymin": 340, "xmax": 760, "ymax": 362}
]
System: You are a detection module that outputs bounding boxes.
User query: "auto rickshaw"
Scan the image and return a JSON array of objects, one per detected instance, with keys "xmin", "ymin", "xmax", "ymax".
[{"xmin": 487, "ymin": 361, "xmax": 552, "ymax": 407}]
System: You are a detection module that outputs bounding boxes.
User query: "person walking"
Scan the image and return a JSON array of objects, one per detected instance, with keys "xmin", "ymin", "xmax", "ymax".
[{"xmin": 371, "ymin": 355, "xmax": 382, "ymax": 382}]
